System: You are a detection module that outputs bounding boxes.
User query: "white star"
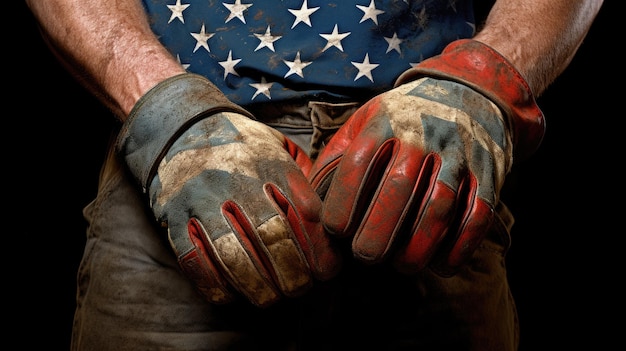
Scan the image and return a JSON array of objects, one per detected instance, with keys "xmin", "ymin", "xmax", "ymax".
[
  {"xmin": 190, "ymin": 24, "xmax": 214, "ymax": 52},
  {"xmin": 352, "ymin": 53, "xmax": 379, "ymax": 82},
  {"xmin": 283, "ymin": 51, "xmax": 312, "ymax": 78},
  {"xmin": 356, "ymin": 0, "xmax": 385, "ymax": 25},
  {"xmin": 223, "ymin": 0, "xmax": 252, "ymax": 24},
  {"xmin": 219, "ymin": 50, "xmax": 241, "ymax": 79},
  {"xmin": 384, "ymin": 32, "xmax": 402, "ymax": 54},
  {"xmin": 254, "ymin": 26, "xmax": 282, "ymax": 52},
  {"xmin": 319, "ymin": 24, "xmax": 351, "ymax": 52},
  {"xmin": 288, "ymin": 0, "xmax": 320, "ymax": 29},
  {"xmin": 250, "ymin": 77, "xmax": 274, "ymax": 100},
  {"xmin": 176, "ymin": 54, "xmax": 190, "ymax": 70},
  {"xmin": 167, "ymin": 0, "xmax": 190, "ymax": 24}
]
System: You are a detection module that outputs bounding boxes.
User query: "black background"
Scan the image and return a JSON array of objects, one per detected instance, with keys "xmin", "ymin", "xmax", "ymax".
[{"xmin": 15, "ymin": 1, "xmax": 616, "ymax": 349}]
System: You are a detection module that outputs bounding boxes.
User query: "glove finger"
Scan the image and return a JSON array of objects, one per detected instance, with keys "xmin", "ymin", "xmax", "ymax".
[
  {"xmin": 266, "ymin": 180, "xmax": 342, "ymax": 281},
  {"xmin": 392, "ymin": 176, "xmax": 457, "ymax": 274},
  {"xmin": 350, "ymin": 142, "xmax": 427, "ymax": 264},
  {"xmin": 178, "ymin": 218, "xmax": 236, "ymax": 305},
  {"xmin": 321, "ymin": 135, "xmax": 396, "ymax": 237},
  {"xmin": 309, "ymin": 153, "xmax": 341, "ymax": 202},
  {"xmin": 274, "ymin": 135, "xmax": 343, "ymax": 281},
  {"xmin": 213, "ymin": 200, "xmax": 284, "ymax": 308},
  {"xmin": 245, "ymin": 183, "xmax": 316, "ymax": 297},
  {"xmin": 430, "ymin": 195, "xmax": 495, "ymax": 277},
  {"xmin": 395, "ymin": 173, "xmax": 495, "ymax": 277}
]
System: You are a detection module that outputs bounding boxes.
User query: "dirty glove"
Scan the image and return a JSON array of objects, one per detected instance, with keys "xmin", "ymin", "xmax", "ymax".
[
  {"xmin": 117, "ymin": 73, "xmax": 341, "ymax": 307},
  {"xmin": 309, "ymin": 39, "xmax": 544, "ymax": 276}
]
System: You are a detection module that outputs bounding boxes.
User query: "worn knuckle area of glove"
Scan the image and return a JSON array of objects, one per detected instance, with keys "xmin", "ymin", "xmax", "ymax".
[
  {"xmin": 381, "ymin": 78, "xmax": 512, "ymax": 199},
  {"xmin": 152, "ymin": 112, "xmax": 300, "ymax": 207}
]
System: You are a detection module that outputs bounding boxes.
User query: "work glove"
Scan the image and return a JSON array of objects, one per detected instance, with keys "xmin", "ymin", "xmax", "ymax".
[
  {"xmin": 117, "ymin": 73, "xmax": 341, "ymax": 308},
  {"xmin": 309, "ymin": 39, "xmax": 545, "ymax": 276}
]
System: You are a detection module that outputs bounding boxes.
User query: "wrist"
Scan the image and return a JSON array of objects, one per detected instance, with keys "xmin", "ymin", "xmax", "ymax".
[
  {"xmin": 116, "ymin": 73, "xmax": 253, "ymax": 192},
  {"xmin": 104, "ymin": 44, "xmax": 188, "ymax": 118}
]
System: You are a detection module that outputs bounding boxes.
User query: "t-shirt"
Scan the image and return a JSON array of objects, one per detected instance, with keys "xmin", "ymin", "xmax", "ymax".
[{"xmin": 143, "ymin": 0, "xmax": 475, "ymax": 106}]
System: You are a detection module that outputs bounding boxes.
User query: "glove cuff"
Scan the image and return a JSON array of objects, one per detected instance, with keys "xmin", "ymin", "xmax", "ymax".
[
  {"xmin": 395, "ymin": 39, "xmax": 545, "ymax": 161},
  {"xmin": 116, "ymin": 73, "xmax": 254, "ymax": 192}
]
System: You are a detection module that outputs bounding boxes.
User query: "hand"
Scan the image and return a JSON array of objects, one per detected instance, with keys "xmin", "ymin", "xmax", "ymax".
[
  {"xmin": 117, "ymin": 73, "xmax": 341, "ymax": 307},
  {"xmin": 309, "ymin": 39, "xmax": 544, "ymax": 276}
]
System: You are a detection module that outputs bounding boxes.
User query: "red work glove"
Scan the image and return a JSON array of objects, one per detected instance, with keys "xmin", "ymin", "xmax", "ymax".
[{"xmin": 309, "ymin": 39, "xmax": 545, "ymax": 276}]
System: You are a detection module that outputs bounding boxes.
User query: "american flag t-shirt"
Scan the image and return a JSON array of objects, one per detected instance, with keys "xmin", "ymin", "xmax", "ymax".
[{"xmin": 142, "ymin": 0, "xmax": 475, "ymax": 106}]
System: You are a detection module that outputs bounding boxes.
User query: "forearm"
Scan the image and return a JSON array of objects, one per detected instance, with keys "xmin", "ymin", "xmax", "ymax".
[
  {"xmin": 26, "ymin": 0, "xmax": 186, "ymax": 120},
  {"xmin": 474, "ymin": 0, "xmax": 603, "ymax": 96}
]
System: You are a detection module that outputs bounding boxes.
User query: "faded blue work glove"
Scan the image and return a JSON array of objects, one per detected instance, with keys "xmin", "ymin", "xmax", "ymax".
[{"xmin": 117, "ymin": 73, "xmax": 341, "ymax": 308}]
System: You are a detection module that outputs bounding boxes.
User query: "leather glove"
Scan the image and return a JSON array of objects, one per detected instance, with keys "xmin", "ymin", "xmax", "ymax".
[
  {"xmin": 309, "ymin": 39, "xmax": 545, "ymax": 276},
  {"xmin": 117, "ymin": 73, "xmax": 341, "ymax": 307}
]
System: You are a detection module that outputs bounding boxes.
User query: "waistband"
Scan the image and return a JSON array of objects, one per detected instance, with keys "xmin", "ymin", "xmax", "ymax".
[{"xmin": 246, "ymin": 100, "xmax": 361, "ymax": 159}]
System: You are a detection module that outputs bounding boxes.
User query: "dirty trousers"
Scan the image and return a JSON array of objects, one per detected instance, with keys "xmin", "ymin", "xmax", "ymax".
[{"xmin": 71, "ymin": 101, "xmax": 519, "ymax": 351}]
